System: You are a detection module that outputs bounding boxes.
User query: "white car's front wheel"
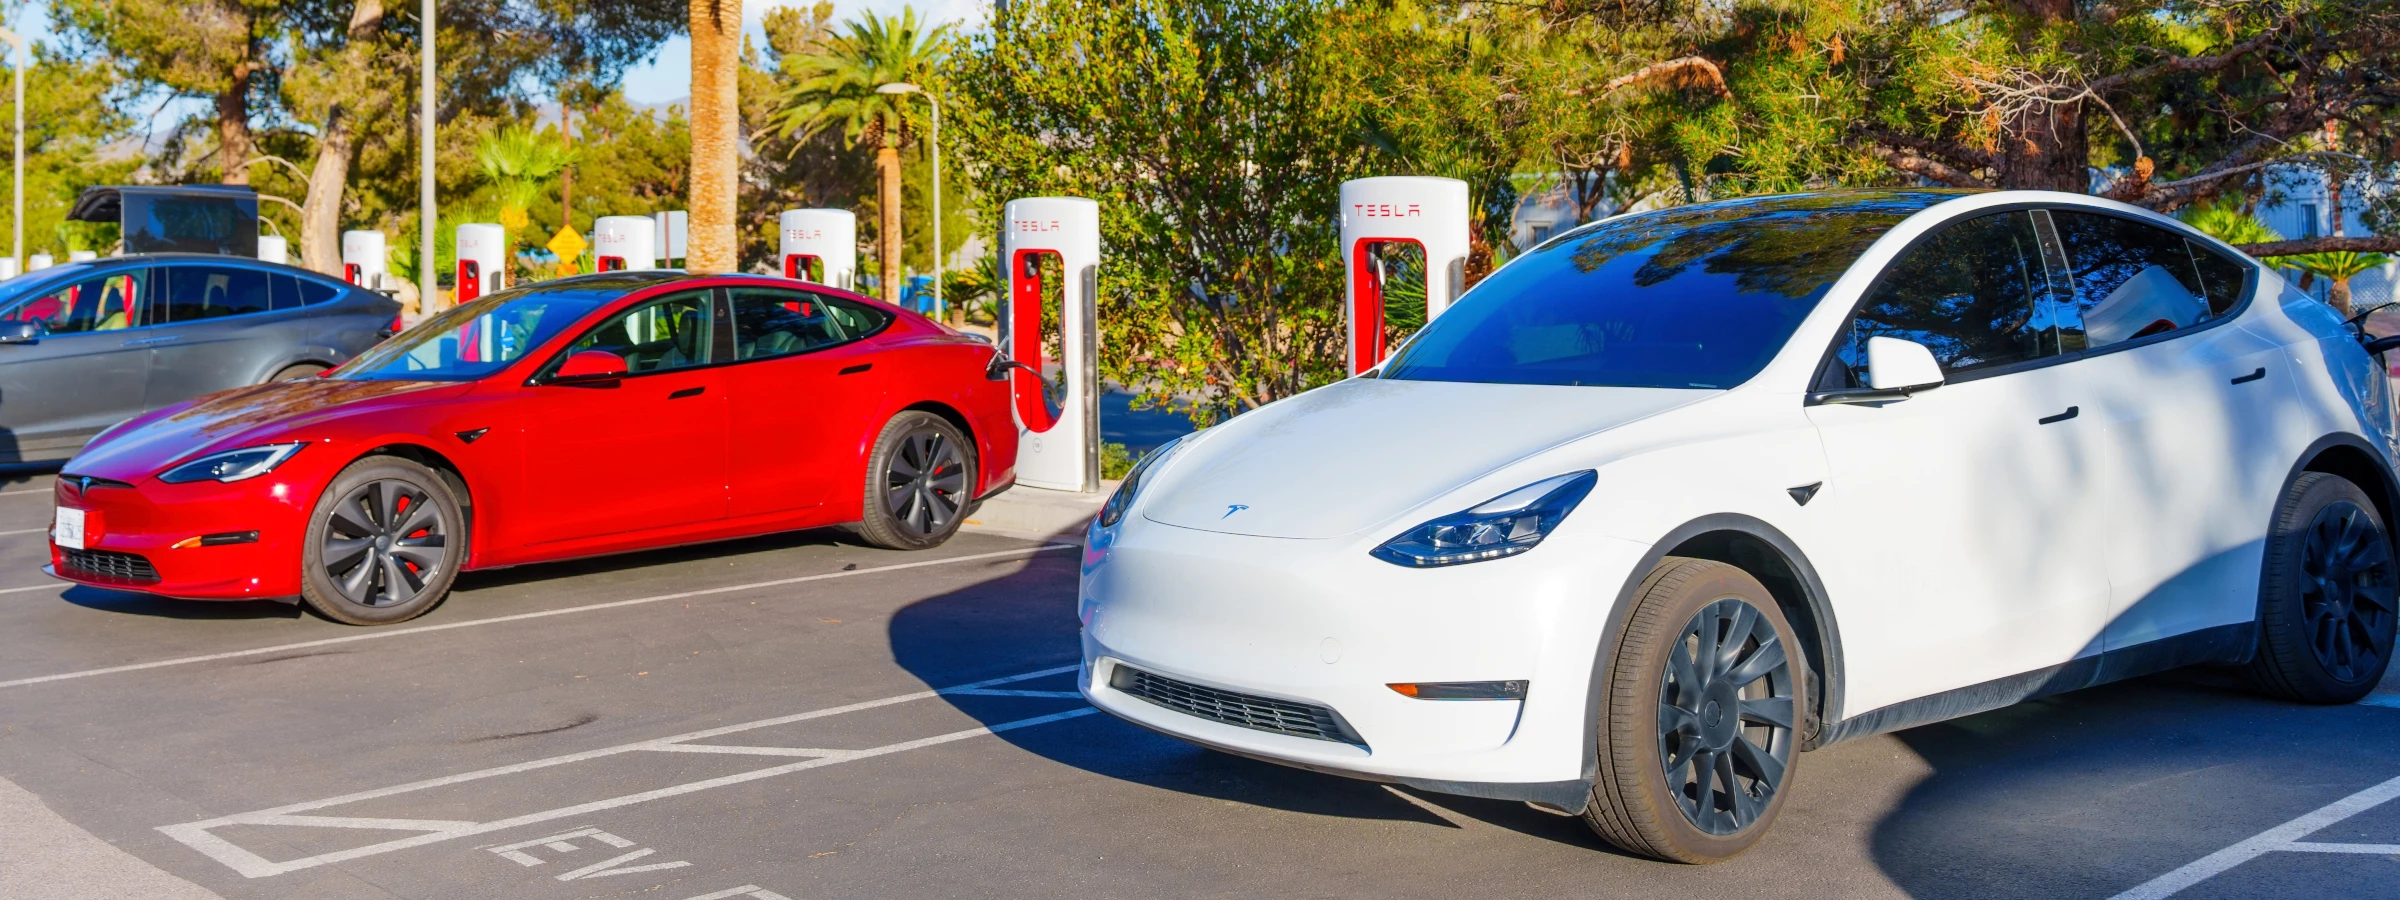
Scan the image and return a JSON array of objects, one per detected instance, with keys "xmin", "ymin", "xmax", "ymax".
[{"xmin": 1585, "ymin": 558, "xmax": 1803, "ymax": 863}]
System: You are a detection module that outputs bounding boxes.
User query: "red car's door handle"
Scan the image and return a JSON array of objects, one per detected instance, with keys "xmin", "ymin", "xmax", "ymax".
[
  {"xmin": 839, "ymin": 363, "xmax": 872, "ymax": 375},
  {"xmin": 668, "ymin": 386, "xmax": 706, "ymax": 399}
]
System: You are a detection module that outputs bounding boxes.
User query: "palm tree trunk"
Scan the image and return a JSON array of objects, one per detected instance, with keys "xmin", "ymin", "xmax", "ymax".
[
  {"xmin": 878, "ymin": 123, "xmax": 902, "ymax": 300},
  {"xmin": 686, "ymin": 0, "xmax": 743, "ymax": 275}
]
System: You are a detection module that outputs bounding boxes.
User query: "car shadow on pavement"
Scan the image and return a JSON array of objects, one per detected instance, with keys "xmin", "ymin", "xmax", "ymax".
[
  {"xmin": 445, "ymin": 525, "xmax": 866, "ymax": 593},
  {"xmin": 1868, "ymin": 669, "xmax": 2400, "ymax": 900},
  {"xmin": 883, "ymin": 544, "xmax": 1641, "ymax": 844},
  {"xmin": 58, "ymin": 584, "xmax": 303, "ymax": 619}
]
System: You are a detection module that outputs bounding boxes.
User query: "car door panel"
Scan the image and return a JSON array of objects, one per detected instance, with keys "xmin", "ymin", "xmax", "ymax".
[
  {"xmin": 142, "ymin": 264, "xmax": 309, "ymax": 407},
  {"xmin": 516, "ymin": 289, "xmax": 730, "ymax": 543},
  {"xmin": 1804, "ymin": 209, "xmax": 2111, "ymax": 715},
  {"xmin": 2036, "ymin": 211, "xmax": 2325, "ymax": 649},
  {"xmin": 1810, "ymin": 367, "xmax": 2111, "ymax": 713},
  {"xmin": 724, "ymin": 288, "xmax": 892, "ymax": 519},
  {"xmin": 0, "ymin": 268, "xmax": 152, "ymax": 459}
]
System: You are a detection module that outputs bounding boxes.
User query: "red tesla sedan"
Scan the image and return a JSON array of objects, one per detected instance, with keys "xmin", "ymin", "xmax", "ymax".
[{"xmin": 44, "ymin": 271, "xmax": 1021, "ymax": 624}]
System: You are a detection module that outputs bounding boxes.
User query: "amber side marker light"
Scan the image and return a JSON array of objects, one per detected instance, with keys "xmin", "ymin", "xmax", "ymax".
[
  {"xmin": 172, "ymin": 531, "xmax": 260, "ymax": 549},
  {"xmin": 1387, "ymin": 681, "xmax": 1527, "ymax": 700}
]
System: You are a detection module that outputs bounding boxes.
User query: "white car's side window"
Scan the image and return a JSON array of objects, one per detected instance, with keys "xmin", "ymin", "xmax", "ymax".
[
  {"xmin": 2047, "ymin": 211, "xmax": 2249, "ymax": 349},
  {"xmin": 1825, "ymin": 210, "xmax": 2061, "ymax": 390}
]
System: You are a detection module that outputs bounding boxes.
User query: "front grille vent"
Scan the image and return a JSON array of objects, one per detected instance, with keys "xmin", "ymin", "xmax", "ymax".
[
  {"xmin": 61, "ymin": 547, "xmax": 159, "ymax": 583},
  {"xmin": 1111, "ymin": 665, "xmax": 1359, "ymax": 744}
]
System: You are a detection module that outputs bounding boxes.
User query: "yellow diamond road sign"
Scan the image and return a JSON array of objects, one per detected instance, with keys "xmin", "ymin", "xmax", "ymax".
[{"xmin": 546, "ymin": 225, "xmax": 587, "ymax": 261}]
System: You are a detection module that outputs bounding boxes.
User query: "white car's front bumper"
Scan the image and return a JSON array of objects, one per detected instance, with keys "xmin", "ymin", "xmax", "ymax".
[{"xmin": 1077, "ymin": 515, "xmax": 1651, "ymax": 803}]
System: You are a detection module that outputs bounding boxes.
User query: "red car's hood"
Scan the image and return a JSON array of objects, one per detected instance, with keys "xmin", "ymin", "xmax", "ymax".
[{"xmin": 66, "ymin": 379, "xmax": 472, "ymax": 481}]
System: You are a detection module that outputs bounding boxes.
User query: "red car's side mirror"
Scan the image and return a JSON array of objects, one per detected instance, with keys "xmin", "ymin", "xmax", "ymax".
[{"xmin": 551, "ymin": 350, "xmax": 629, "ymax": 383}]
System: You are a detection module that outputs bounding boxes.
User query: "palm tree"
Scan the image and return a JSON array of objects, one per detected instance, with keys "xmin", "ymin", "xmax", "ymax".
[
  {"xmin": 475, "ymin": 126, "xmax": 577, "ymax": 248},
  {"xmin": 2288, "ymin": 251, "xmax": 2392, "ymax": 317},
  {"xmin": 770, "ymin": 9, "xmax": 952, "ymax": 299},
  {"xmin": 687, "ymin": 0, "xmax": 743, "ymax": 274},
  {"xmin": 2180, "ymin": 198, "xmax": 2284, "ymax": 247}
]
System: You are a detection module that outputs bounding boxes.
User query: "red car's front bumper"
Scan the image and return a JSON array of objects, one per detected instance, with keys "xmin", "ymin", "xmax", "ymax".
[{"xmin": 44, "ymin": 469, "xmax": 321, "ymax": 600}]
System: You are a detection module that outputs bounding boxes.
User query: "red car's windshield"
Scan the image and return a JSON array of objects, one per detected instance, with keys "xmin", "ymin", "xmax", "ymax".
[{"xmin": 336, "ymin": 290, "xmax": 602, "ymax": 381}]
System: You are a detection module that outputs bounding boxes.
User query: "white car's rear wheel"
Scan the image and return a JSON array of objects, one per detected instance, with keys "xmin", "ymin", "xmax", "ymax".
[
  {"xmin": 2251, "ymin": 472, "xmax": 2397, "ymax": 703},
  {"xmin": 1584, "ymin": 557, "xmax": 1803, "ymax": 863}
]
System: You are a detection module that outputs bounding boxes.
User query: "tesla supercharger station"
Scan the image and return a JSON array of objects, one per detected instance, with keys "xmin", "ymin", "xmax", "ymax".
[
  {"xmin": 594, "ymin": 216, "xmax": 657, "ymax": 272},
  {"xmin": 454, "ymin": 223, "xmax": 506, "ymax": 305},
  {"xmin": 342, "ymin": 230, "xmax": 387, "ymax": 288},
  {"xmin": 1340, "ymin": 176, "xmax": 1470, "ymax": 374},
  {"xmin": 67, "ymin": 250, "xmax": 96, "ymax": 263},
  {"xmin": 1000, "ymin": 197, "xmax": 1101, "ymax": 493},
  {"xmin": 778, "ymin": 209, "xmax": 857, "ymax": 289},
  {"xmin": 254, "ymin": 237, "xmax": 286, "ymax": 265}
]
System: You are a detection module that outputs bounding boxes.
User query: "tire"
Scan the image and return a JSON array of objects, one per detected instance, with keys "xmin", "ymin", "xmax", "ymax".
[
  {"xmin": 298, "ymin": 457, "xmax": 466, "ymax": 625},
  {"xmin": 269, "ymin": 363, "xmax": 327, "ymax": 382},
  {"xmin": 854, "ymin": 411, "xmax": 977, "ymax": 551},
  {"xmin": 1583, "ymin": 557, "xmax": 1805, "ymax": 864},
  {"xmin": 2249, "ymin": 472, "xmax": 2397, "ymax": 703}
]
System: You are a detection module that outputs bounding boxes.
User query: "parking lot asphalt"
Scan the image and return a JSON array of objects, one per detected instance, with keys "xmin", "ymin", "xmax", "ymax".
[{"xmin": 3, "ymin": 470, "xmax": 2400, "ymax": 899}]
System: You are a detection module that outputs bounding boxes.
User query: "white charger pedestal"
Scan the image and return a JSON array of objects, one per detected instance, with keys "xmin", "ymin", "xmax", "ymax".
[
  {"xmin": 595, "ymin": 216, "xmax": 657, "ymax": 272},
  {"xmin": 999, "ymin": 197, "xmax": 1102, "ymax": 493},
  {"xmin": 1339, "ymin": 176, "xmax": 1470, "ymax": 374},
  {"xmin": 778, "ymin": 209, "xmax": 857, "ymax": 290}
]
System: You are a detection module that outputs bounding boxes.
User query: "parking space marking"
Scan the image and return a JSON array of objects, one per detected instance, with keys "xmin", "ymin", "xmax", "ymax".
[
  {"xmin": 2358, "ymin": 692, "xmax": 2400, "ymax": 709},
  {"xmin": 0, "ymin": 486, "xmax": 50, "ymax": 497},
  {"xmin": 0, "ymin": 582, "xmax": 64, "ymax": 596},
  {"xmin": 158, "ymin": 664, "xmax": 1093, "ymax": 878},
  {"xmin": 2109, "ymin": 774, "xmax": 2400, "ymax": 899},
  {"xmin": 682, "ymin": 887, "xmax": 793, "ymax": 900},
  {"xmin": 0, "ymin": 543, "xmax": 1073, "ymax": 690}
]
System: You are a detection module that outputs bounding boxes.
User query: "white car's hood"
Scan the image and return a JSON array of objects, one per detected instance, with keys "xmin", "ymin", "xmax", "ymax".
[{"xmin": 1142, "ymin": 378, "xmax": 1708, "ymax": 539}]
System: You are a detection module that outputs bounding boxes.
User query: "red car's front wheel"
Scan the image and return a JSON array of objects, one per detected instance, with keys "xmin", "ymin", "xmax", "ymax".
[{"xmin": 299, "ymin": 456, "xmax": 465, "ymax": 625}]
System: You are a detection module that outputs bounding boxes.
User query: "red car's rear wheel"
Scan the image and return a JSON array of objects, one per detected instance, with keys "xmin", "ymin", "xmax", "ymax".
[
  {"xmin": 855, "ymin": 411, "xmax": 975, "ymax": 551},
  {"xmin": 299, "ymin": 456, "xmax": 464, "ymax": 625}
]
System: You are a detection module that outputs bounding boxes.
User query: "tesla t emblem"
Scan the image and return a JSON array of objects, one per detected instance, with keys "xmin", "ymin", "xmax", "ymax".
[
  {"xmin": 1223, "ymin": 504, "xmax": 1249, "ymax": 519},
  {"xmin": 77, "ymin": 476, "xmax": 92, "ymax": 492}
]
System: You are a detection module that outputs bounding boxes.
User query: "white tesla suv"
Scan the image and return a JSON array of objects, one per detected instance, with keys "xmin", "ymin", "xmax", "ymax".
[{"xmin": 1076, "ymin": 190, "xmax": 2400, "ymax": 863}]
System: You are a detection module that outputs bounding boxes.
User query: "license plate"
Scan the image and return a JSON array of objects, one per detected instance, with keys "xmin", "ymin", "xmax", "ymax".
[{"xmin": 54, "ymin": 507, "xmax": 85, "ymax": 550}]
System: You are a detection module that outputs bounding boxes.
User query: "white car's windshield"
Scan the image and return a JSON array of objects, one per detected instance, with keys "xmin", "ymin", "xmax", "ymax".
[{"xmin": 1380, "ymin": 191, "xmax": 1960, "ymax": 390}]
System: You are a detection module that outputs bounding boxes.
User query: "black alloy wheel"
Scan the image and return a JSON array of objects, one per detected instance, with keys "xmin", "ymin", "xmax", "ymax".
[
  {"xmin": 322, "ymin": 479, "xmax": 451, "ymax": 607},
  {"xmin": 2297, "ymin": 498, "xmax": 2395, "ymax": 682},
  {"xmin": 886, "ymin": 429, "xmax": 967, "ymax": 536},
  {"xmin": 1658, "ymin": 597, "xmax": 1797, "ymax": 835},
  {"xmin": 299, "ymin": 456, "xmax": 466, "ymax": 626},
  {"xmin": 2252, "ymin": 472, "xmax": 2399, "ymax": 703},
  {"xmin": 1585, "ymin": 557, "xmax": 1805, "ymax": 863},
  {"xmin": 855, "ymin": 411, "xmax": 977, "ymax": 551}
]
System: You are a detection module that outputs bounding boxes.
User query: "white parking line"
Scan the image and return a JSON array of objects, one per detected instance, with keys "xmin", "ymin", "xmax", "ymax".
[
  {"xmin": 159, "ymin": 665, "xmax": 1093, "ymax": 877},
  {"xmin": 0, "ymin": 582, "xmax": 62, "ymax": 596},
  {"xmin": 0, "ymin": 486, "xmax": 49, "ymax": 497},
  {"xmin": 2109, "ymin": 775, "xmax": 2400, "ymax": 899},
  {"xmin": 0, "ymin": 527, "xmax": 48, "ymax": 536},
  {"xmin": 0, "ymin": 543, "xmax": 1074, "ymax": 690}
]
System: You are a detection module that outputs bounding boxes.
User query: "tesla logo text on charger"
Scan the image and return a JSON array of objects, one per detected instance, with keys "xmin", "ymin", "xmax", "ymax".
[
  {"xmin": 1352, "ymin": 203, "xmax": 1423, "ymax": 218},
  {"xmin": 1012, "ymin": 219, "xmax": 1066, "ymax": 233},
  {"xmin": 783, "ymin": 228, "xmax": 825, "ymax": 240}
]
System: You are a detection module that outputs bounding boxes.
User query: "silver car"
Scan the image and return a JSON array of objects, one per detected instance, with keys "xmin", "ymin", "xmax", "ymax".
[{"xmin": 0, "ymin": 253, "xmax": 400, "ymax": 462}]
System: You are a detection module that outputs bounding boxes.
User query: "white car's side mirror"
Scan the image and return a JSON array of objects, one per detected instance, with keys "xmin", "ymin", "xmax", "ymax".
[{"xmin": 1865, "ymin": 336, "xmax": 1945, "ymax": 392}]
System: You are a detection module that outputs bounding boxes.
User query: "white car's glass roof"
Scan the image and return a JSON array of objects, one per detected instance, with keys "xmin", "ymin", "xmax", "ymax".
[{"xmin": 1382, "ymin": 190, "xmax": 1965, "ymax": 390}]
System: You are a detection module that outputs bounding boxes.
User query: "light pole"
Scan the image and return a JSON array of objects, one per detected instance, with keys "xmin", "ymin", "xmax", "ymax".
[
  {"xmin": 0, "ymin": 27, "xmax": 26, "ymax": 277},
  {"xmin": 418, "ymin": 0, "xmax": 436, "ymax": 314},
  {"xmin": 877, "ymin": 81, "xmax": 939, "ymax": 318}
]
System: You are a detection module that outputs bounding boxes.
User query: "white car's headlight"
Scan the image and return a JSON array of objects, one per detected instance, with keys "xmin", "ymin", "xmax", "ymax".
[
  {"xmin": 1097, "ymin": 434, "xmax": 1191, "ymax": 528},
  {"xmin": 1371, "ymin": 470, "xmax": 1597, "ymax": 568},
  {"xmin": 159, "ymin": 442, "xmax": 307, "ymax": 484}
]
